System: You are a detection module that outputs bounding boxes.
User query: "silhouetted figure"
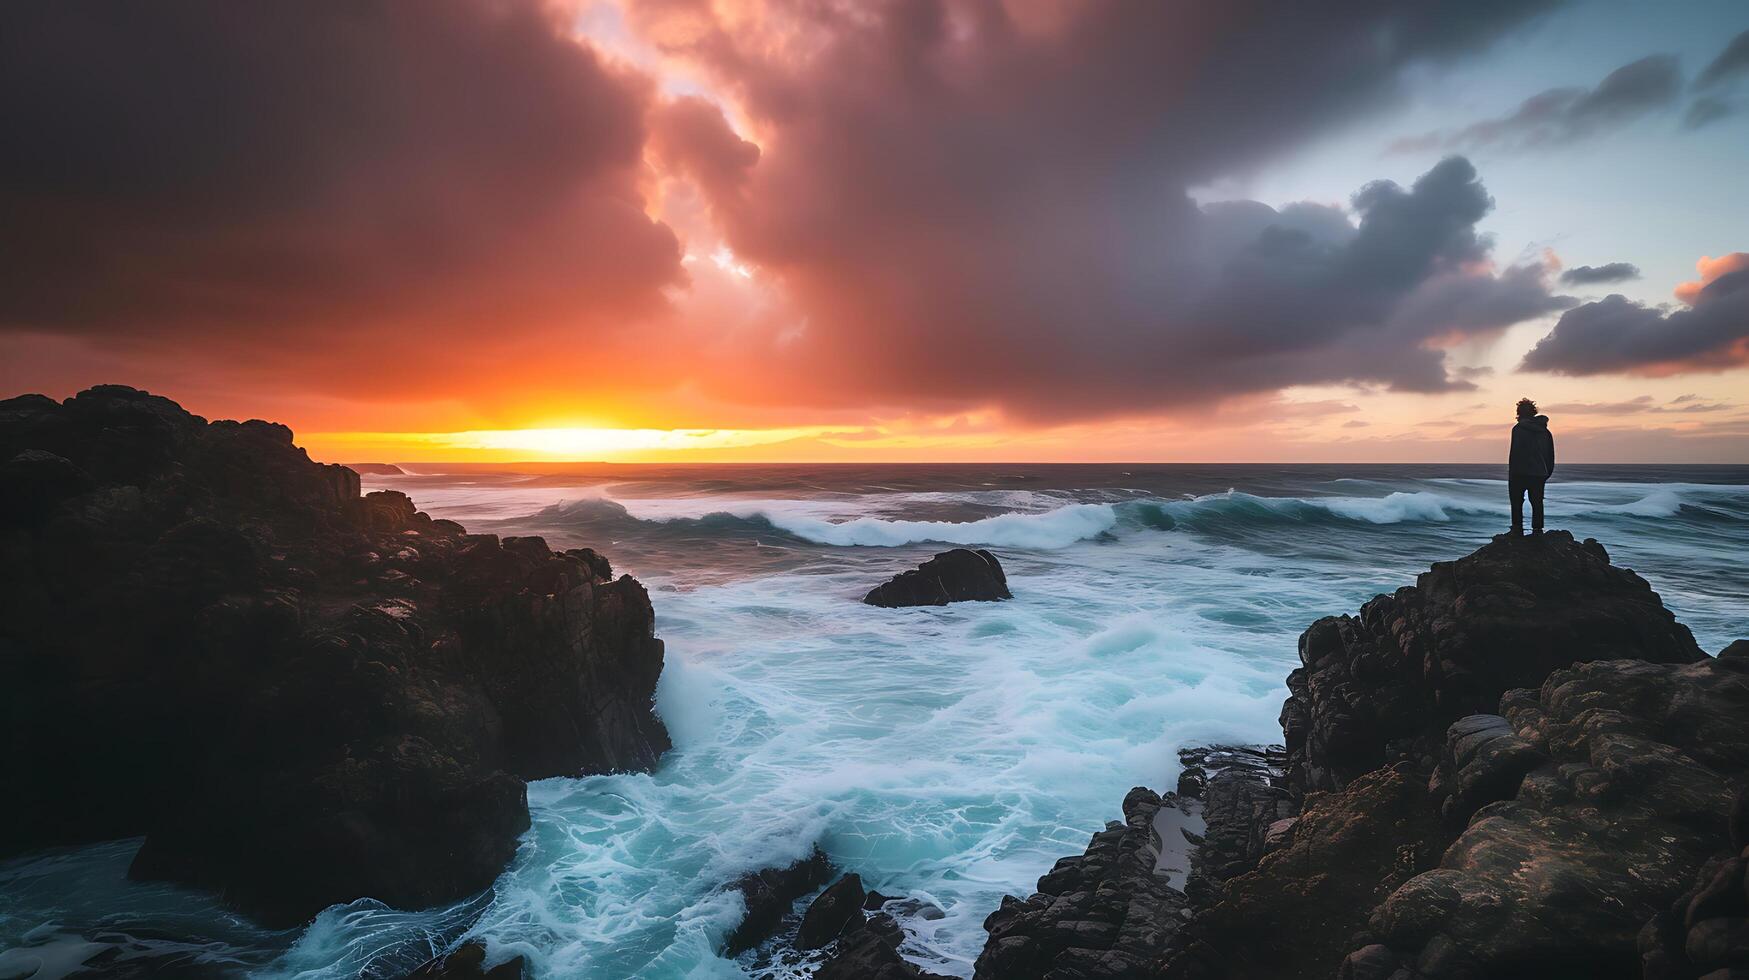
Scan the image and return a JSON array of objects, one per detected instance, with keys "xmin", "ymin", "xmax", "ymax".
[{"xmin": 1508, "ymin": 398, "xmax": 1554, "ymax": 536}]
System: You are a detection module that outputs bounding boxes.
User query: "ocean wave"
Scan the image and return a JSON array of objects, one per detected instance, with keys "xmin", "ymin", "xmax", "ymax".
[
  {"xmin": 762, "ymin": 503, "xmax": 1120, "ymax": 548},
  {"xmin": 518, "ymin": 484, "xmax": 1717, "ymax": 553},
  {"xmin": 1588, "ymin": 488, "xmax": 1685, "ymax": 518},
  {"xmin": 1123, "ymin": 489, "xmax": 1503, "ymax": 528}
]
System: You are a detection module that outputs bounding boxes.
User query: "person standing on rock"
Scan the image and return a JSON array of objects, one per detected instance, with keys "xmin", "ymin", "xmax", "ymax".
[{"xmin": 1508, "ymin": 398, "xmax": 1555, "ymax": 536}]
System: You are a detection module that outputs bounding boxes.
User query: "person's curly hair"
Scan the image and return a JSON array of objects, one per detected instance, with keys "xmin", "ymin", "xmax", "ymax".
[{"xmin": 1516, "ymin": 397, "xmax": 1538, "ymax": 418}]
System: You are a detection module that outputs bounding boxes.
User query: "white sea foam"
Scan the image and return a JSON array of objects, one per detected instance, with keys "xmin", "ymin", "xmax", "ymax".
[{"xmin": 759, "ymin": 503, "xmax": 1120, "ymax": 548}]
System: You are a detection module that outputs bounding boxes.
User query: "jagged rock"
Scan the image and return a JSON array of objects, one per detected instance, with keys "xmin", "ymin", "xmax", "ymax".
[
  {"xmin": 1282, "ymin": 530, "xmax": 1703, "ymax": 796},
  {"xmin": 1364, "ymin": 650, "xmax": 1749, "ymax": 978},
  {"xmin": 1176, "ymin": 746, "xmax": 1293, "ymax": 907},
  {"xmin": 863, "ymin": 548, "xmax": 1012, "ymax": 607},
  {"xmin": 1159, "ymin": 763, "xmax": 1441, "ymax": 980},
  {"xmin": 0, "ymin": 386, "xmax": 670, "ymax": 927},
  {"xmin": 722, "ymin": 847, "xmax": 833, "ymax": 957},
  {"xmin": 975, "ymin": 787, "xmax": 1186, "ymax": 980},
  {"xmin": 816, "ymin": 913, "xmax": 955, "ymax": 980},
  {"xmin": 403, "ymin": 940, "xmax": 525, "ymax": 979},
  {"xmin": 1429, "ymin": 713, "xmax": 1547, "ymax": 827},
  {"xmin": 799, "ymin": 874, "xmax": 867, "ymax": 950}
]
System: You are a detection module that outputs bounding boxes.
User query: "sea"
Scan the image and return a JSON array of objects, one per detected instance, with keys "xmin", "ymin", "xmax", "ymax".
[{"xmin": 3, "ymin": 463, "xmax": 1746, "ymax": 980}]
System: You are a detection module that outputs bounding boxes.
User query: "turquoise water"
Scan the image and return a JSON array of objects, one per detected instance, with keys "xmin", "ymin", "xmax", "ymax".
[{"xmin": 3, "ymin": 465, "xmax": 1745, "ymax": 979}]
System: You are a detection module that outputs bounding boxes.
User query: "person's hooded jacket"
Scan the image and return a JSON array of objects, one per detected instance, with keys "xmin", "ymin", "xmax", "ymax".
[{"xmin": 1509, "ymin": 415, "xmax": 1555, "ymax": 479}]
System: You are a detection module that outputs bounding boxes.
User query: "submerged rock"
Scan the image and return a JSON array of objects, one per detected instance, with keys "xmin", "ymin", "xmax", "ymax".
[
  {"xmin": 0, "ymin": 386, "xmax": 670, "ymax": 927},
  {"xmin": 863, "ymin": 548, "xmax": 1012, "ymax": 607}
]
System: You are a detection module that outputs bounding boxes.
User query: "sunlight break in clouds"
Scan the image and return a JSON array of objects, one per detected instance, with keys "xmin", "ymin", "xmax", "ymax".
[{"xmin": 311, "ymin": 425, "xmax": 860, "ymax": 459}]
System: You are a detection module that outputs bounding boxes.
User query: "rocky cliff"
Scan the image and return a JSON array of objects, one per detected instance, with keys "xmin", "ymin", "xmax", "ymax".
[
  {"xmin": 975, "ymin": 530, "xmax": 1746, "ymax": 980},
  {"xmin": 0, "ymin": 386, "xmax": 670, "ymax": 927}
]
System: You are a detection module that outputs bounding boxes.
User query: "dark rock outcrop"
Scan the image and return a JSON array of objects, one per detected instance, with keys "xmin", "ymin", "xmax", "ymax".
[
  {"xmin": 1174, "ymin": 746, "xmax": 1293, "ymax": 908},
  {"xmin": 403, "ymin": 941, "xmax": 525, "ymax": 980},
  {"xmin": 975, "ymin": 787, "xmax": 1188, "ymax": 980},
  {"xmin": 0, "ymin": 386, "xmax": 670, "ymax": 927},
  {"xmin": 722, "ymin": 847, "xmax": 833, "ymax": 957},
  {"xmin": 1640, "ymin": 787, "xmax": 1749, "ymax": 980},
  {"xmin": 1428, "ymin": 712, "xmax": 1548, "ymax": 828},
  {"xmin": 1283, "ymin": 531, "xmax": 1702, "ymax": 796},
  {"xmin": 994, "ymin": 532, "xmax": 1741, "ymax": 980},
  {"xmin": 863, "ymin": 548, "xmax": 1012, "ymax": 607},
  {"xmin": 799, "ymin": 874, "xmax": 868, "ymax": 950},
  {"xmin": 816, "ymin": 913, "xmax": 955, "ymax": 980},
  {"xmin": 1161, "ymin": 762, "xmax": 1442, "ymax": 980},
  {"xmin": 1363, "ymin": 647, "xmax": 1749, "ymax": 977},
  {"xmin": 349, "ymin": 462, "xmax": 407, "ymax": 475}
]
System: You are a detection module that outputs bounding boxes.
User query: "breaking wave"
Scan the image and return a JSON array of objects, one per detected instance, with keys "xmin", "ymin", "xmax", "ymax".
[{"xmin": 519, "ymin": 485, "xmax": 1713, "ymax": 551}]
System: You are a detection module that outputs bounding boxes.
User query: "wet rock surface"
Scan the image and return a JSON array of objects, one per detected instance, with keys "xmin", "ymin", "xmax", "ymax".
[
  {"xmin": 1174, "ymin": 746, "xmax": 1293, "ymax": 907},
  {"xmin": 799, "ymin": 874, "xmax": 868, "ymax": 951},
  {"xmin": 1160, "ymin": 762, "xmax": 1442, "ymax": 980},
  {"xmin": 974, "ymin": 787, "xmax": 1189, "ymax": 980},
  {"xmin": 0, "ymin": 386, "xmax": 670, "ymax": 927},
  {"xmin": 402, "ymin": 940, "xmax": 525, "ymax": 980},
  {"xmin": 863, "ymin": 548, "xmax": 1012, "ymax": 607},
  {"xmin": 816, "ymin": 913, "xmax": 955, "ymax": 980},
  {"xmin": 722, "ymin": 848, "xmax": 834, "ymax": 957}
]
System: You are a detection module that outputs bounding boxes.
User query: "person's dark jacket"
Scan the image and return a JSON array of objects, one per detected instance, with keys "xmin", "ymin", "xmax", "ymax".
[{"xmin": 1509, "ymin": 415, "xmax": 1555, "ymax": 479}]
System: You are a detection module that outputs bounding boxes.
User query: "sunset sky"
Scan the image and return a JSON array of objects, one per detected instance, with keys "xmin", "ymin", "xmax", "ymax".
[{"xmin": 2, "ymin": 0, "xmax": 1746, "ymax": 462}]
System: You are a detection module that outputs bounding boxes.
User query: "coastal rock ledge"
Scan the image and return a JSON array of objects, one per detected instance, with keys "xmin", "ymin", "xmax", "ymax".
[
  {"xmin": 0, "ymin": 386, "xmax": 670, "ymax": 927},
  {"xmin": 973, "ymin": 529, "xmax": 1746, "ymax": 980}
]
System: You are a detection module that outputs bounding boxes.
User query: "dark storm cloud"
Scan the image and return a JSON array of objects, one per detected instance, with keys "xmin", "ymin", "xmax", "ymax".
[
  {"xmin": 1522, "ymin": 261, "xmax": 1749, "ymax": 376},
  {"xmin": 1560, "ymin": 262, "xmax": 1641, "ymax": 285},
  {"xmin": 1390, "ymin": 54, "xmax": 1682, "ymax": 153},
  {"xmin": 1, "ymin": 0, "xmax": 1577, "ymax": 420},
  {"xmin": 0, "ymin": 0, "xmax": 681, "ymax": 390},
  {"xmin": 630, "ymin": 0, "xmax": 1568, "ymax": 419}
]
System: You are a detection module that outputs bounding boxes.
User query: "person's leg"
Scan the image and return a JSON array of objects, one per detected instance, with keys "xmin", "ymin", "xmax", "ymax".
[
  {"xmin": 1509, "ymin": 475, "xmax": 1525, "ymax": 534},
  {"xmin": 1530, "ymin": 478, "xmax": 1545, "ymax": 534}
]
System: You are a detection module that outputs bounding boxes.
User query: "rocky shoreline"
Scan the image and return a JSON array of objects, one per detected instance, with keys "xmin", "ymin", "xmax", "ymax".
[
  {"xmin": 0, "ymin": 386, "xmax": 670, "ymax": 930},
  {"xmin": 5, "ymin": 390, "xmax": 1745, "ymax": 980},
  {"xmin": 959, "ymin": 530, "xmax": 1747, "ymax": 980}
]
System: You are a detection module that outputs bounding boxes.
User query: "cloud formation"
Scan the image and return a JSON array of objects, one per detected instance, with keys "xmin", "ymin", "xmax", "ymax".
[
  {"xmin": 628, "ymin": 0, "xmax": 1566, "ymax": 419},
  {"xmin": 1559, "ymin": 262, "xmax": 1641, "ymax": 285},
  {"xmin": 1522, "ymin": 253, "xmax": 1749, "ymax": 375},
  {"xmin": 1695, "ymin": 29, "xmax": 1749, "ymax": 89},
  {"xmin": 0, "ymin": 0, "xmax": 681, "ymax": 394},
  {"xmin": 1, "ymin": 0, "xmax": 1578, "ymax": 426},
  {"xmin": 1684, "ymin": 29, "xmax": 1749, "ymax": 128},
  {"xmin": 1390, "ymin": 54, "xmax": 1681, "ymax": 153}
]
